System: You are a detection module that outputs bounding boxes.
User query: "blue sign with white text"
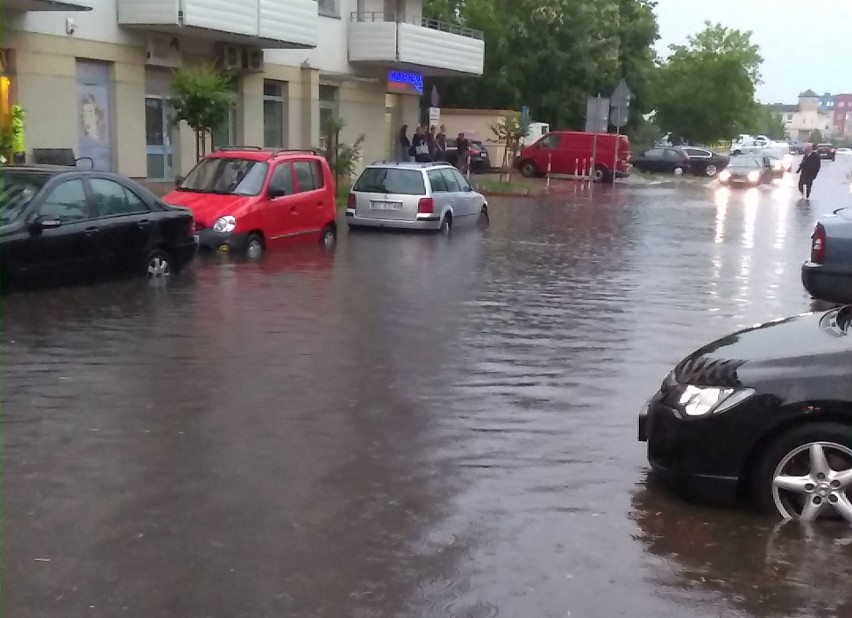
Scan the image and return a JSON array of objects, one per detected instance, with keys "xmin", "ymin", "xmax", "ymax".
[{"xmin": 387, "ymin": 71, "xmax": 423, "ymax": 95}]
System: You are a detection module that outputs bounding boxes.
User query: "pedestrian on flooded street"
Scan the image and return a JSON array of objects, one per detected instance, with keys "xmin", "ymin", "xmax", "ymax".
[
  {"xmin": 456, "ymin": 131, "xmax": 470, "ymax": 174},
  {"xmin": 797, "ymin": 144, "xmax": 821, "ymax": 199},
  {"xmin": 412, "ymin": 125, "xmax": 432, "ymax": 163},
  {"xmin": 398, "ymin": 125, "xmax": 411, "ymax": 162},
  {"xmin": 434, "ymin": 125, "xmax": 447, "ymax": 162}
]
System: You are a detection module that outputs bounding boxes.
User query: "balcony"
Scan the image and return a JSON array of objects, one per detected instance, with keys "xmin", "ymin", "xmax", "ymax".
[
  {"xmin": 2, "ymin": 0, "xmax": 91, "ymax": 10},
  {"xmin": 348, "ymin": 12, "xmax": 484, "ymax": 77},
  {"xmin": 118, "ymin": 0, "xmax": 318, "ymax": 49}
]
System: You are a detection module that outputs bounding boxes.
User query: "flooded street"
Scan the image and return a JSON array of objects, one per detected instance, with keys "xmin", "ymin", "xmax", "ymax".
[{"xmin": 4, "ymin": 162, "xmax": 852, "ymax": 617}]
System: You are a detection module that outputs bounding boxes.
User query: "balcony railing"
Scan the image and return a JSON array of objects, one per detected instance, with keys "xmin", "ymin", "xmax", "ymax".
[{"xmin": 350, "ymin": 11, "xmax": 484, "ymax": 40}]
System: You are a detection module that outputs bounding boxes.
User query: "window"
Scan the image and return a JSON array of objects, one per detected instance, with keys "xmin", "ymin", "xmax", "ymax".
[
  {"xmin": 263, "ymin": 80, "xmax": 287, "ymax": 148},
  {"xmin": 645, "ymin": 149, "xmax": 664, "ymax": 158},
  {"xmin": 685, "ymin": 148, "xmax": 710, "ymax": 158},
  {"xmin": 662, "ymin": 149, "xmax": 681, "ymax": 160},
  {"xmin": 39, "ymin": 179, "xmax": 89, "ymax": 222},
  {"xmin": 428, "ymin": 169, "xmax": 449, "ymax": 192},
  {"xmin": 90, "ymin": 179, "xmax": 149, "ymax": 217},
  {"xmin": 293, "ymin": 161, "xmax": 323, "ymax": 192},
  {"xmin": 539, "ymin": 135, "xmax": 560, "ymax": 149},
  {"xmin": 319, "ymin": 85, "xmax": 339, "ymax": 150},
  {"xmin": 441, "ymin": 169, "xmax": 462, "ymax": 192},
  {"xmin": 353, "ymin": 168, "xmax": 426, "ymax": 195},
  {"xmin": 269, "ymin": 163, "xmax": 294, "ymax": 196},
  {"xmin": 787, "ymin": 113, "xmax": 794, "ymax": 121},
  {"xmin": 448, "ymin": 169, "xmax": 471, "ymax": 191},
  {"xmin": 0, "ymin": 172, "xmax": 50, "ymax": 225},
  {"xmin": 317, "ymin": 0, "xmax": 339, "ymax": 18}
]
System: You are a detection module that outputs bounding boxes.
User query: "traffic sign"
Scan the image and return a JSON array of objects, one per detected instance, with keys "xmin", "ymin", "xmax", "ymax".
[
  {"xmin": 611, "ymin": 79, "xmax": 633, "ymax": 107},
  {"xmin": 610, "ymin": 106, "xmax": 629, "ymax": 129}
]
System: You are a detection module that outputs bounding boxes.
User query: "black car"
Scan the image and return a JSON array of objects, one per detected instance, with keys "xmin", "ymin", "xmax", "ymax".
[
  {"xmin": 444, "ymin": 139, "xmax": 491, "ymax": 173},
  {"xmin": 0, "ymin": 166, "xmax": 197, "ymax": 291},
  {"xmin": 717, "ymin": 155, "xmax": 774, "ymax": 187},
  {"xmin": 638, "ymin": 305, "xmax": 852, "ymax": 522},
  {"xmin": 816, "ymin": 143, "xmax": 837, "ymax": 161},
  {"xmin": 632, "ymin": 147, "xmax": 728, "ymax": 177}
]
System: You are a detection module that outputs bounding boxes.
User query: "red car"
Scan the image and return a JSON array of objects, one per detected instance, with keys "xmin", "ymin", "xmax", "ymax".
[
  {"xmin": 164, "ymin": 148, "xmax": 337, "ymax": 258},
  {"xmin": 515, "ymin": 131, "xmax": 631, "ymax": 183}
]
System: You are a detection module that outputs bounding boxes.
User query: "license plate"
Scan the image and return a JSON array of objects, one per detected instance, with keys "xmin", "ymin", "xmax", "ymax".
[{"xmin": 370, "ymin": 201, "xmax": 402, "ymax": 211}]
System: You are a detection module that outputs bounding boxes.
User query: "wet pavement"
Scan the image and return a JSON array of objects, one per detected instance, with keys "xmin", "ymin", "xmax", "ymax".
[{"xmin": 4, "ymin": 159, "xmax": 852, "ymax": 617}]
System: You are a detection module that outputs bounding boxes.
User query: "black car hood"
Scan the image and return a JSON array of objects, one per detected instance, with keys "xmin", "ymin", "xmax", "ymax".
[{"xmin": 675, "ymin": 309, "xmax": 852, "ymax": 389}]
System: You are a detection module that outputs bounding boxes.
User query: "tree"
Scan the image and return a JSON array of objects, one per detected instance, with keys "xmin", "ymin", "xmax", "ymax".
[
  {"xmin": 170, "ymin": 65, "xmax": 235, "ymax": 162},
  {"xmin": 745, "ymin": 105, "xmax": 787, "ymax": 140},
  {"xmin": 321, "ymin": 116, "xmax": 365, "ymax": 187},
  {"xmin": 809, "ymin": 129, "xmax": 823, "ymax": 144},
  {"xmin": 651, "ymin": 22, "xmax": 762, "ymax": 144},
  {"xmin": 490, "ymin": 113, "xmax": 527, "ymax": 181},
  {"xmin": 422, "ymin": 0, "xmax": 659, "ymax": 130}
]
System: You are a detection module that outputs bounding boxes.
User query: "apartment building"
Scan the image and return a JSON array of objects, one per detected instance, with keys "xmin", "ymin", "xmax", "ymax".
[
  {"xmin": 770, "ymin": 90, "xmax": 833, "ymax": 140},
  {"xmin": 1, "ymin": 0, "xmax": 485, "ymax": 180},
  {"xmin": 832, "ymin": 93, "xmax": 852, "ymax": 137}
]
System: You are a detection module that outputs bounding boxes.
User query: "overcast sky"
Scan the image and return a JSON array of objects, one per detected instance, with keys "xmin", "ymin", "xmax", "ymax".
[{"xmin": 653, "ymin": 0, "xmax": 852, "ymax": 103}]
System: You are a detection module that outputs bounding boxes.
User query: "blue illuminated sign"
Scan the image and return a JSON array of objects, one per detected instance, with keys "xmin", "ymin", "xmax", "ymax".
[{"xmin": 387, "ymin": 70, "xmax": 423, "ymax": 95}]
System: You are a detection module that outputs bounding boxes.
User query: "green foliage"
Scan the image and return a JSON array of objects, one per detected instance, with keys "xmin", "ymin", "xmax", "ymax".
[
  {"xmin": 745, "ymin": 105, "xmax": 787, "ymax": 140},
  {"xmin": 422, "ymin": 0, "xmax": 659, "ymax": 130},
  {"xmin": 809, "ymin": 130, "xmax": 824, "ymax": 144},
  {"xmin": 321, "ymin": 116, "xmax": 365, "ymax": 185},
  {"xmin": 0, "ymin": 105, "xmax": 23, "ymax": 161},
  {"xmin": 170, "ymin": 65, "xmax": 235, "ymax": 160},
  {"xmin": 651, "ymin": 22, "xmax": 762, "ymax": 144},
  {"xmin": 490, "ymin": 113, "xmax": 527, "ymax": 169}
]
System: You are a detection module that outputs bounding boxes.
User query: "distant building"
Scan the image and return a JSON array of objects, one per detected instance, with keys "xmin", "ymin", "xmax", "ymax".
[
  {"xmin": 768, "ymin": 90, "xmax": 833, "ymax": 140},
  {"xmin": 832, "ymin": 93, "xmax": 852, "ymax": 137}
]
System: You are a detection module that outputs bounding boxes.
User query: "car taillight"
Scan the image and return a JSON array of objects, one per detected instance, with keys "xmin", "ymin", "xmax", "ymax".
[
  {"xmin": 347, "ymin": 193, "xmax": 356, "ymax": 209},
  {"xmin": 811, "ymin": 223, "xmax": 826, "ymax": 264},
  {"xmin": 418, "ymin": 197, "xmax": 434, "ymax": 214}
]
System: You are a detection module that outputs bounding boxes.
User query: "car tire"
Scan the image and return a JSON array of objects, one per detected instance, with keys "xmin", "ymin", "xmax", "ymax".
[
  {"xmin": 753, "ymin": 422, "xmax": 852, "ymax": 522},
  {"xmin": 593, "ymin": 165, "xmax": 611, "ymax": 183},
  {"xmin": 705, "ymin": 164, "xmax": 718, "ymax": 177},
  {"xmin": 245, "ymin": 233, "xmax": 264, "ymax": 259},
  {"xmin": 143, "ymin": 249, "xmax": 175, "ymax": 278},
  {"xmin": 520, "ymin": 161, "xmax": 538, "ymax": 178},
  {"xmin": 319, "ymin": 224, "xmax": 337, "ymax": 250},
  {"xmin": 673, "ymin": 166, "xmax": 685, "ymax": 176},
  {"xmin": 440, "ymin": 214, "xmax": 452, "ymax": 236},
  {"xmin": 478, "ymin": 206, "xmax": 489, "ymax": 229}
]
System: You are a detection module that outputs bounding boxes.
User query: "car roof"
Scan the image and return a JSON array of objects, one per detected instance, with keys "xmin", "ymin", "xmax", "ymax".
[
  {"xmin": 364, "ymin": 161, "xmax": 457, "ymax": 171},
  {"xmin": 207, "ymin": 147, "xmax": 325, "ymax": 162}
]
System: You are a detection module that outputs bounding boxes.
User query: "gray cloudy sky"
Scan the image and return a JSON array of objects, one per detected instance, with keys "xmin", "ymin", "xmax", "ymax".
[{"xmin": 653, "ymin": 0, "xmax": 852, "ymax": 103}]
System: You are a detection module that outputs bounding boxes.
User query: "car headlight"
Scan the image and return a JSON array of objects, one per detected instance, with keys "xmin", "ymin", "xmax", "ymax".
[
  {"xmin": 747, "ymin": 171, "xmax": 760, "ymax": 182},
  {"xmin": 678, "ymin": 385, "xmax": 756, "ymax": 417},
  {"xmin": 718, "ymin": 171, "xmax": 730, "ymax": 181},
  {"xmin": 213, "ymin": 216, "xmax": 236, "ymax": 233}
]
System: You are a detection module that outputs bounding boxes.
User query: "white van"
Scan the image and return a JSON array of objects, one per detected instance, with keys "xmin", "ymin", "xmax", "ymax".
[{"xmin": 521, "ymin": 122, "xmax": 550, "ymax": 147}]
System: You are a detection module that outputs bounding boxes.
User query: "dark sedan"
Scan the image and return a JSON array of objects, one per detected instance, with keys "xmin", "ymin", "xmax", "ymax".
[
  {"xmin": 1, "ymin": 166, "xmax": 197, "ymax": 291},
  {"xmin": 802, "ymin": 207, "xmax": 852, "ymax": 305},
  {"xmin": 632, "ymin": 146, "xmax": 728, "ymax": 177},
  {"xmin": 639, "ymin": 305, "xmax": 852, "ymax": 522},
  {"xmin": 444, "ymin": 139, "xmax": 491, "ymax": 173},
  {"xmin": 816, "ymin": 143, "xmax": 837, "ymax": 161},
  {"xmin": 717, "ymin": 156, "xmax": 773, "ymax": 187}
]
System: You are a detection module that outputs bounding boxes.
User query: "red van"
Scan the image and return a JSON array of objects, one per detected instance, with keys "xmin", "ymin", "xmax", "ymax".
[
  {"xmin": 515, "ymin": 131, "xmax": 631, "ymax": 183},
  {"xmin": 163, "ymin": 148, "xmax": 337, "ymax": 258}
]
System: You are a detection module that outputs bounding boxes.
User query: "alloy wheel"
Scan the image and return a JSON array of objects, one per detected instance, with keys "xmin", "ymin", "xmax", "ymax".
[
  {"xmin": 147, "ymin": 256, "xmax": 172, "ymax": 278},
  {"xmin": 771, "ymin": 442, "xmax": 852, "ymax": 523},
  {"xmin": 705, "ymin": 165, "xmax": 718, "ymax": 177}
]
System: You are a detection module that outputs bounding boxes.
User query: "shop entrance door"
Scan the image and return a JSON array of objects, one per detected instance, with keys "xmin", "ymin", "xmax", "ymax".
[{"xmin": 145, "ymin": 97, "xmax": 173, "ymax": 180}]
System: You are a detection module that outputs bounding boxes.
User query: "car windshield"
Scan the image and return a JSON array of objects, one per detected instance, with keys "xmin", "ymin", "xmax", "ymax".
[
  {"xmin": 729, "ymin": 157, "xmax": 761, "ymax": 169},
  {"xmin": 178, "ymin": 158, "xmax": 268, "ymax": 195},
  {"xmin": 0, "ymin": 171, "xmax": 50, "ymax": 225},
  {"xmin": 353, "ymin": 168, "xmax": 426, "ymax": 195}
]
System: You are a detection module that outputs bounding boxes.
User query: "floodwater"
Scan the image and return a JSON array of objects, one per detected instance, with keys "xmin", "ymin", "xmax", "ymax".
[{"xmin": 4, "ymin": 160, "xmax": 852, "ymax": 617}]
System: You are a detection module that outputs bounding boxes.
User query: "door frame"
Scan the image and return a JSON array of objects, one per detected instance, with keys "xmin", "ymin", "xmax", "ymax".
[{"xmin": 145, "ymin": 95, "xmax": 174, "ymax": 181}]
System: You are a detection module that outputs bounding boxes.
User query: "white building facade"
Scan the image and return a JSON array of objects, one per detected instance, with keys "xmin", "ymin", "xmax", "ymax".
[{"xmin": 1, "ymin": 0, "xmax": 484, "ymax": 180}]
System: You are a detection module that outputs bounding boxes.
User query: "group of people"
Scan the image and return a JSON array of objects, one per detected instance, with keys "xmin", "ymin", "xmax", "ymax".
[{"xmin": 398, "ymin": 124, "xmax": 471, "ymax": 173}]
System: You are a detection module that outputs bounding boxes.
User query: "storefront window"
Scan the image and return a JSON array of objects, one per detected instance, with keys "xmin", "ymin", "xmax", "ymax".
[
  {"xmin": 319, "ymin": 85, "xmax": 339, "ymax": 150},
  {"xmin": 263, "ymin": 80, "xmax": 287, "ymax": 148}
]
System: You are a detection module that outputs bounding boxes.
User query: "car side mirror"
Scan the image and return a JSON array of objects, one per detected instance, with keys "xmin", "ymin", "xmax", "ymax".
[
  {"xmin": 174, "ymin": 175, "xmax": 185, "ymax": 187},
  {"xmin": 268, "ymin": 187, "xmax": 286, "ymax": 199},
  {"xmin": 29, "ymin": 216, "xmax": 61, "ymax": 235}
]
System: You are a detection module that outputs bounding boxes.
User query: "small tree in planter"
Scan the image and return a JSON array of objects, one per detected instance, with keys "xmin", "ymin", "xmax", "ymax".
[
  {"xmin": 321, "ymin": 116, "xmax": 365, "ymax": 188},
  {"xmin": 169, "ymin": 65, "xmax": 235, "ymax": 162},
  {"xmin": 490, "ymin": 114, "xmax": 527, "ymax": 183}
]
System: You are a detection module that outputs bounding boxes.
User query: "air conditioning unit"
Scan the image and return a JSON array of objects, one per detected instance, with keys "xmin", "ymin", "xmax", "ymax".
[
  {"xmin": 243, "ymin": 47, "xmax": 264, "ymax": 73},
  {"xmin": 146, "ymin": 34, "xmax": 182, "ymax": 68},
  {"xmin": 216, "ymin": 43, "xmax": 243, "ymax": 72}
]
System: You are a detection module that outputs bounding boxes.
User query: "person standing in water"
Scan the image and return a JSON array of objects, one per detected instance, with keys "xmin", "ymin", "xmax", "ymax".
[{"xmin": 797, "ymin": 144, "xmax": 821, "ymax": 199}]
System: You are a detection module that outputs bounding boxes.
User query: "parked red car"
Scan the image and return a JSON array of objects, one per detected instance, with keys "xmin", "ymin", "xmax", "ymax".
[
  {"xmin": 515, "ymin": 131, "xmax": 631, "ymax": 183},
  {"xmin": 163, "ymin": 148, "xmax": 337, "ymax": 258}
]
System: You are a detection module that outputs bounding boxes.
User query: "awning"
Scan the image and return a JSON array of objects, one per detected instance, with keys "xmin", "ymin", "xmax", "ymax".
[{"xmin": 3, "ymin": 0, "xmax": 92, "ymax": 11}]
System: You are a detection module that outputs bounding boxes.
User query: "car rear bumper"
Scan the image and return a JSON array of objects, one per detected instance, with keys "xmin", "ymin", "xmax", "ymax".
[
  {"xmin": 346, "ymin": 210, "xmax": 442, "ymax": 230},
  {"xmin": 172, "ymin": 239, "xmax": 199, "ymax": 267},
  {"xmin": 802, "ymin": 261, "xmax": 852, "ymax": 304}
]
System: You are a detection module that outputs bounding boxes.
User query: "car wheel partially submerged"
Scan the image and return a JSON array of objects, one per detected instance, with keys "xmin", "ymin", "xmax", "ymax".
[
  {"xmin": 755, "ymin": 423, "xmax": 852, "ymax": 523},
  {"xmin": 705, "ymin": 165, "xmax": 718, "ymax": 177},
  {"xmin": 144, "ymin": 249, "xmax": 174, "ymax": 278},
  {"xmin": 320, "ymin": 224, "xmax": 337, "ymax": 250},
  {"xmin": 246, "ymin": 234, "xmax": 264, "ymax": 259}
]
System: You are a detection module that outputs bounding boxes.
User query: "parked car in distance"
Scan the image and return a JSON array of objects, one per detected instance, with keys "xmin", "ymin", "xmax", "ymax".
[
  {"xmin": 836, "ymin": 147, "xmax": 852, "ymax": 157},
  {"xmin": 717, "ymin": 156, "xmax": 774, "ymax": 187},
  {"xmin": 0, "ymin": 165, "xmax": 196, "ymax": 291},
  {"xmin": 632, "ymin": 147, "xmax": 728, "ymax": 177},
  {"xmin": 346, "ymin": 162, "xmax": 488, "ymax": 234},
  {"xmin": 802, "ymin": 207, "xmax": 852, "ymax": 305},
  {"xmin": 163, "ymin": 147, "xmax": 337, "ymax": 258},
  {"xmin": 444, "ymin": 138, "xmax": 491, "ymax": 173},
  {"xmin": 638, "ymin": 304, "xmax": 852, "ymax": 522},
  {"xmin": 816, "ymin": 143, "xmax": 837, "ymax": 161},
  {"xmin": 730, "ymin": 138, "xmax": 769, "ymax": 156},
  {"xmin": 515, "ymin": 131, "xmax": 631, "ymax": 183}
]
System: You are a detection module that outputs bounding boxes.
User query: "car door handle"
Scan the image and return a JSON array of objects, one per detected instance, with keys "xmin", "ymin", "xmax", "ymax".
[
  {"xmin": 291, "ymin": 206, "xmax": 297, "ymax": 213},
  {"xmin": 136, "ymin": 219, "xmax": 152, "ymax": 229},
  {"xmin": 84, "ymin": 226, "xmax": 98, "ymax": 236}
]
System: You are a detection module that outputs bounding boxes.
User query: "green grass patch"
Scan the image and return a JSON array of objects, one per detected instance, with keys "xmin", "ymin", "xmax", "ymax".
[
  {"xmin": 335, "ymin": 182, "xmax": 351, "ymax": 209},
  {"xmin": 473, "ymin": 177, "xmax": 545, "ymax": 194}
]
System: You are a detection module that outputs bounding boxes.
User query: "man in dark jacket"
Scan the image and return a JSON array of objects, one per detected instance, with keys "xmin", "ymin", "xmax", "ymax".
[{"xmin": 797, "ymin": 145, "xmax": 821, "ymax": 199}]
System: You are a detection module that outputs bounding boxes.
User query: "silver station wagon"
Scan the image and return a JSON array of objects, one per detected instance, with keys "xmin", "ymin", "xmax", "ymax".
[{"xmin": 346, "ymin": 162, "xmax": 488, "ymax": 233}]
